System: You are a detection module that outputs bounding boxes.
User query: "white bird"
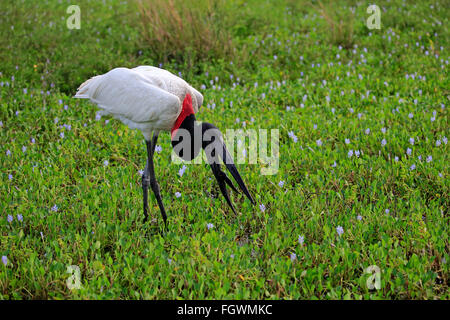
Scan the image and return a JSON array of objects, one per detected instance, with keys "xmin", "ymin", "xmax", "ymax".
[{"xmin": 75, "ymin": 66, "xmax": 254, "ymax": 227}]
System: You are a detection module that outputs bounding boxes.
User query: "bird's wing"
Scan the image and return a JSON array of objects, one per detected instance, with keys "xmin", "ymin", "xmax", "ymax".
[
  {"xmin": 132, "ymin": 66, "xmax": 203, "ymax": 113},
  {"xmin": 75, "ymin": 67, "xmax": 181, "ymax": 124}
]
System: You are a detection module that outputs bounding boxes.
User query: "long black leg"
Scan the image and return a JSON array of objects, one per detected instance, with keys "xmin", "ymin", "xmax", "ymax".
[{"xmin": 142, "ymin": 132, "xmax": 167, "ymax": 227}]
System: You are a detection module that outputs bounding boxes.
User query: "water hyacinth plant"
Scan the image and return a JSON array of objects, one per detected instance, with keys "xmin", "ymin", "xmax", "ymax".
[{"xmin": 0, "ymin": 0, "xmax": 448, "ymax": 300}]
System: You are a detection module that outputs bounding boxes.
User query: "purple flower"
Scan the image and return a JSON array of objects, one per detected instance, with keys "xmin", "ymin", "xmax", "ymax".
[
  {"xmin": 348, "ymin": 150, "xmax": 354, "ymax": 158},
  {"xmin": 409, "ymin": 137, "xmax": 415, "ymax": 145},
  {"xmin": 51, "ymin": 204, "xmax": 58, "ymax": 212},
  {"xmin": 316, "ymin": 139, "xmax": 322, "ymax": 147},
  {"xmin": 426, "ymin": 155, "xmax": 432, "ymax": 163},
  {"xmin": 336, "ymin": 226, "xmax": 344, "ymax": 236},
  {"xmin": 357, "ymin": 215, "xmax": 362, "ymax": 221},
  {"xmin": 278, "ymin": 180, "xmax": 285, "ymax": 188},
  {"xmin": 178, "ymin": 165, "xmax": 187, "ymax": 177},
  {"xmin": 365, "ymin": 128, "xmax": 370, "ymax": 135},
  {"xmin": 175, "ymin": 192, "xmax": 181, "ymax": 198},
  {"xmin": 8, "ymin": 174, "xmax": 13, "ymax": 180},
  {"xmin": 17, "ymin": 214, "xmax": 23, "ymax": 222},
  {"xmin": 1, "ymin": 256, "xmax": 7, "ymax": 266},
  {"xmin": 7, "ymin": 215, "xmax": 13, "ymax": 223},
  {"xmin": 259, "ymin": 204, "xmax": 266, "ymax": 212},
  {"xmin": 436, "ymin": 140, "xmax": 441, "ymax": 147},
  {"xmin": 381, "ymin": 139, "xmax": 387, "ymax": 147},
  {"xmin": 103, "ymin": 160, "xmax": 109, "ymax": 167},
  {"xmin": 6, "ymin": 150, "xmax": 11, "ymax": 156},
  {"xmin": 155, "ymin": 145, "xmax": 162, "ymax": 153},
  {"xmin": 406, "ymin": 148, "xmax": 412, "ymax": 156},
  {"xmin": 410, "ymin": 164, "xmax": 416, "ymax": 170},
  {"xmin": 207, "ymin": 223, "xmax": 214, "ymax": 230},
  {"xmin": 290, "ymin": 253, "xmax": 297, "ymax": 261},
  {"xmin": 298, "ymin": 235, "xmax": 304, "ymax": 246}
]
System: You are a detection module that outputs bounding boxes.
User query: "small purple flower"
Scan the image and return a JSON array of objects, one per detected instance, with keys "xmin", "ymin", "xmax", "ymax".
[
  {"xmin": 1, "ymin": 256, "xmax": 7, "ymax": 266},
  {"xmin": 298, "ymin": 235, "xmax": 304, "ymax": 246},
  {"xmin": 290, "ymin": 253, "xmax": 297, "ymax": 261},
  {"xmin": 336, "ymin": 226, "xmax": 344, "ymax": 236},
  {"xmin": 345, "ymin": 138, "xmax": 350, "ymax": 144},
  {"xmin": 168, "ymin": 258, "xmax": 172, "ymax": 265},
  {"xmin": 259, "ymin": 204, "xmax": 266, "ymax": 212},
  {"xmin": 406, "ymin": 148, "xmax": 412, "ymax": 156},
  {"xmin": 51, "ymin": 204, "xmax": 58, "ymax": 212},
  {"xmin": 436, "ymin": 140, "xmax": 441, "ymax": 147},
  {"xmin": 278, "ymin": 180, "xmax": 285, "ymax": 188},
  {"xmin": 6, "ymin": 150, "xmax": 11, "ymax": 156},
  {"xmin": 365, "ymin": 128, "xmax": 370, "ymax": 135},
  {"xmin": 178, "ymin": 165, "xmax": 187, "ymax": 177},
  {"xmin": 426, "ymin": 155, "xmax": 432, "ymax": 163},
  {"xmin": 60, "ymin": 132, "xmax": 65, "ymax": 139},
  {"xmin": 17, "ymin": 214, "xmax": 23, "ymax": 222},
  {"xmin": 381, "ymin": 127, "xmax": 386, "ymax": 134},
  {"xmin": 207, "ymin": 223, "xmax": 214, "ymax": 230},
  {"xmin": 155, "ymin": 145, "xmax": 162, "ymax": 153},
  {"xmin": 22, "ymin": 146, "xmax": 27, "ymax": 153},
  {"xmin": 348, "ymin": 150, "xmax": 354, "ymax": 158},
  {"xmin": 175, "ymin": 192, "xmax": 181, "ymax": 198},
  {"xmin": 409, "ymin": 137, "xmax": 415, "ymax": 145},
  {"xmin": 357, "ymin": 215, "xmax": 363, "ymax": 221},
  {"xmin": 138, "ymin": 169, "xmax": 144, "ymax": 176},
  {"xmin": 31, "ymin": 138, "xmax": 35, "ymax": 144},
  {"xmin": 103, "ymin": 160, "xmax": 109, "ymax": 167},
  {"xmin": 381, "ymin": 139, "xmax": 387, "ymax": 147},
  {"xmin": 385, "ymin": 209, "xmax": 390, "ymax": 214},
  {"xmin": 410, "ymin": 164, "xmax": 416, "ymax": 170},
  {"xmin": 8, "ymin": 174, "xmax": 13, "ymax": 181},
  {"xmin": 7, "ymin": 215, "xmax": 13, "ymax": 223},
  {"xmin": 316, "ymin": 139, "xmax": 322, "ymax": 147}
]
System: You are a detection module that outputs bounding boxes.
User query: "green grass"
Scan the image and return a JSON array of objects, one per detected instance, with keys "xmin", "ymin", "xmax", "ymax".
[{"xmin": 0, "ymin": 0, "xmax": 449, "ymax": 299}]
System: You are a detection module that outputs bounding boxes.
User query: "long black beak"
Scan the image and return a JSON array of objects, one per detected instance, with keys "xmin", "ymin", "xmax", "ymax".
[{"xmin": 203, "ymin": 124, "xmax": 255, "ymax": 212}]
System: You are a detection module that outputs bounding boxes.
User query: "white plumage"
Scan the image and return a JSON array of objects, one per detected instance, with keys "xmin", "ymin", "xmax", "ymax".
[{"xmin": 74, "ymin": 66, "xmax": 203, "ymax": 140}]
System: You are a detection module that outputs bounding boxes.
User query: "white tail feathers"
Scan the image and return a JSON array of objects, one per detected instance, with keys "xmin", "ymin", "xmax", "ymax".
[{"xmin": 74, "ymin": 75, "xmax": 101, "ymax": 98}]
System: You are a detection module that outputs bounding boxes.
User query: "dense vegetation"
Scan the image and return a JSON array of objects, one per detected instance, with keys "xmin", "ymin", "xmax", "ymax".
[{"xmin": 0, "ymin": 0, "xmax": 448, "ymax": 299}]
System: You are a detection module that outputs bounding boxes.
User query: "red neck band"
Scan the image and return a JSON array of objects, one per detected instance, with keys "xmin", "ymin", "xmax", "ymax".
[{"xmin": 171, "ymin": 93, "xmax": 194, "ymax": 139}]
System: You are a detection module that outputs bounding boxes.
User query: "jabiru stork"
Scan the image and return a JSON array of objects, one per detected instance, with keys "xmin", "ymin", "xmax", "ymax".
[{"xmin": 74, "ymin": 66, "xmax": 255, "ymax": 227}]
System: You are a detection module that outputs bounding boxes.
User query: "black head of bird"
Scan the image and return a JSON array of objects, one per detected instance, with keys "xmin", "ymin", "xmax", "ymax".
[{"xmin": 171, "ymin": 93, "xmax": 255, "ymax": 213}]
